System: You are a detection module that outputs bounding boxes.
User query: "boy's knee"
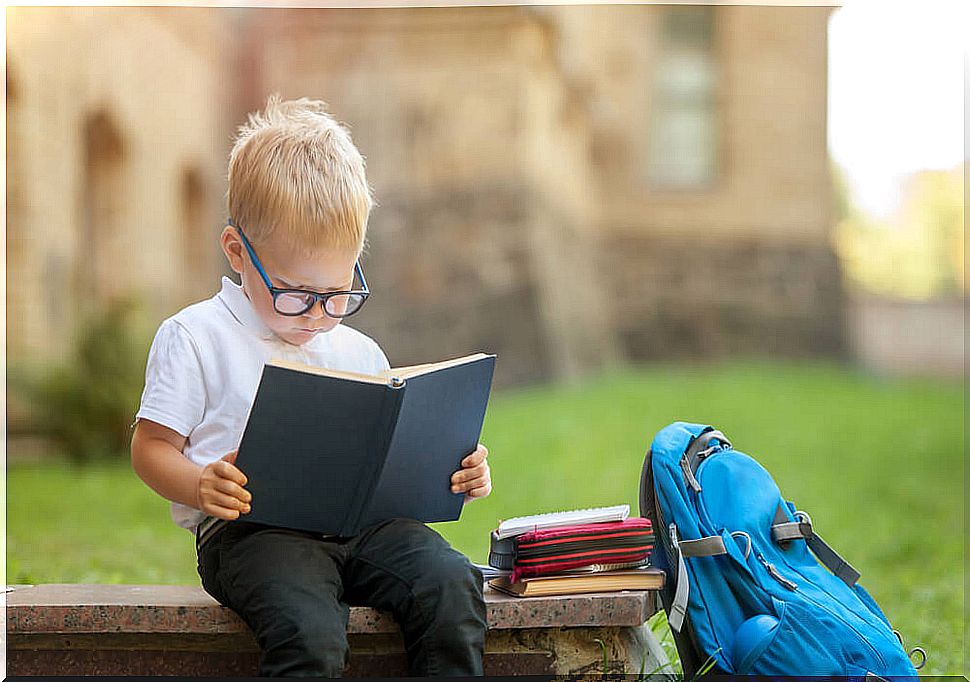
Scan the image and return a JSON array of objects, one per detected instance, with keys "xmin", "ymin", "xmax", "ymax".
[{"xmin": 418, "ymin": 554, "xmax": 485, "ymax": 618}]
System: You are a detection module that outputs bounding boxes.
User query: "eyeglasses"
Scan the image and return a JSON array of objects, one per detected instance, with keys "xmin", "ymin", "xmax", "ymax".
[{"xmin": 229, "ymin": 219, "xmax": 369, "ymax": 318}]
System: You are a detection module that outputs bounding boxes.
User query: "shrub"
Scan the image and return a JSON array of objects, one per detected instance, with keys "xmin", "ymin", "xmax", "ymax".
[{"xmin": 13, "ymin": 299, "xmax": 150, "ymax": 462}]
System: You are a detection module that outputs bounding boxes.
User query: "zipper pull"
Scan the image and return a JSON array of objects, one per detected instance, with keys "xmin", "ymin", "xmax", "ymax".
[{"xmin": 757, "ymin": 553, "xmax": 798, "ymax": 591}]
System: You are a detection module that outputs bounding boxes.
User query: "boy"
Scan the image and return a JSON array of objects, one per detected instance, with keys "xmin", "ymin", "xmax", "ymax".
[{"xmin": 131, "ymin": 95, "xmax": 491, "ymax": 677}]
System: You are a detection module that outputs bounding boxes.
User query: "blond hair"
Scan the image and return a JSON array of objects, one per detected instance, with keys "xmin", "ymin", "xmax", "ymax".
[{"xmin": 227, "ymin": 94, "xmax": 373, "ymax": 253}]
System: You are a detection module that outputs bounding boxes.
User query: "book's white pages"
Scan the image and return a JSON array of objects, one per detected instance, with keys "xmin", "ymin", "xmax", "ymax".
[
  {"xmin": 269, "ymin": 353, "xmax": 491, "ymax": 386},
  {"xmin": 495, "ymin": 504, "xmax": 630, "ymax": 540}
]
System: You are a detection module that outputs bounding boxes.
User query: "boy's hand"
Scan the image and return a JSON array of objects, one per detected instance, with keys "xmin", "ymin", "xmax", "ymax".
[
  {"xmin": 197, "ymin": 450, "xmax": 252, "ymax": 520},
  {"xmin": 451, "ymin": 443, "xmax": 491, "ymax": 503}
]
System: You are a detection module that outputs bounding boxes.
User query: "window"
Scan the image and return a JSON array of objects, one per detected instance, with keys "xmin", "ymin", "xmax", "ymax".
[
  {"xmin": 181, "ymin": 166, "xmax": 209, "ymax": 295},
  {"xmin": 647, "ymin": 6, "xmax": 719, "ymax": 189},
  {"xmin": 79, "ymin": 110, "xmax": 127, "ymax": 301}
]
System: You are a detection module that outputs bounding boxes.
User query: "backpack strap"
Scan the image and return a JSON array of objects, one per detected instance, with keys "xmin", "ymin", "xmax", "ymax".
[
  {"xmin": 668, "ymin": 525, "xmax": 727, "ymax": 632},
  {"xmin": 681, "ymin": 429, "xmax": 732, "ymax": 492},
  {"xmin": 678, "ymin": 535, "xmax": 727, "ymax": 557},
  {"xmin": 771, "ymin": 505, "xmax": 861, "ymax": 586}
]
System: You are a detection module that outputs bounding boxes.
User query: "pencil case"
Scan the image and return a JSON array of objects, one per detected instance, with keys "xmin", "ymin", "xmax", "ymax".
[{"xmin": 488, "ymin": 517, "xmax": 655, "ymax": 581}]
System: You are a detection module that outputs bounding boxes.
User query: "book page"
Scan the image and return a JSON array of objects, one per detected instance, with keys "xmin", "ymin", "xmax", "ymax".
[
  {"xmin": 268, "ymin": 358, "xmax": 388, "ymax": 385},
  {"xmin": 389, "ymin": 353, "xmax": 492, "ymax": 380},
  {"xmin": 269, "ymin": 353, "xmax": 491, "ymax": 385}
]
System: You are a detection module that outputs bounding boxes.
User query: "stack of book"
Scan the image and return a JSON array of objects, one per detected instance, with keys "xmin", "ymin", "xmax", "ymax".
[{"xmin": 483, "ymin": 504, "xmax": 664, "ymax": 597}]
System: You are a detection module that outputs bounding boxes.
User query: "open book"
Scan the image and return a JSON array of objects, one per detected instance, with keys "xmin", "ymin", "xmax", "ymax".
[{"xmin": 235, "ymin": 353, "xmax": 496, "ymax": 536}]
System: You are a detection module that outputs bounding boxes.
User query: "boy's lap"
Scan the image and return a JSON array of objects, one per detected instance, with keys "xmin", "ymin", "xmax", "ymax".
[
  {"xmin": 343, "ymin": 518, "xmax": 478, "ymax": 605},
  {"xmin": 204, "ymin": 523, "xmax": 347, "ymax": 611},
  {"xmin": 201, "ymin": 518, "xmax": 477, "ymax": 609}
]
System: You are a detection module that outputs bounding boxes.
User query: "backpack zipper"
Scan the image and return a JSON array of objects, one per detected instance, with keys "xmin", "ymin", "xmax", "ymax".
[{"xmin": 756, "ymin": 553, "xmax": 798, "ymax": 590}]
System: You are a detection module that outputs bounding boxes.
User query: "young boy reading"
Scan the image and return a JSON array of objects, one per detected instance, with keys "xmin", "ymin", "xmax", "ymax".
[{"xmin": 131, "ymin": 95, "xmax": 492, "ymax": 677}]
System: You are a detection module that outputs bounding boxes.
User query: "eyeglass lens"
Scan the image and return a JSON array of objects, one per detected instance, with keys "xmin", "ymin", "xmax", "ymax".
[{"xmin": 273, "ymin": 292, "xmax": 366, "ymax": 317}]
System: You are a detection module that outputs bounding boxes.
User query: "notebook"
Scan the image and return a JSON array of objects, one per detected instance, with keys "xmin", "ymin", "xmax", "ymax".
[{"xmin": 495, "ymin": 504, "xmax": 631, "ymax": 540}]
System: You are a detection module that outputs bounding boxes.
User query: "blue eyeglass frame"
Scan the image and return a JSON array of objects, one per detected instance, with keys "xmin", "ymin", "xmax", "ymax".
[{"xmin": 229, "ymin": 218, "xmax": 370, "ymax": 318}]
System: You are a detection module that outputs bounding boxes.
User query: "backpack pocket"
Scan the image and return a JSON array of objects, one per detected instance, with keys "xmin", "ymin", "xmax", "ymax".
[{"xmin": 735, "ymin": 597, "xmax": 849, "ymax": 675}]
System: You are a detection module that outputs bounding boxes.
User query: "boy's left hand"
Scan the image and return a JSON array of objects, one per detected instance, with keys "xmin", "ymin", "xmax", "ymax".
[{"xmin": 451, "ymin": 443, "xmax": 491, "ymax": 503}]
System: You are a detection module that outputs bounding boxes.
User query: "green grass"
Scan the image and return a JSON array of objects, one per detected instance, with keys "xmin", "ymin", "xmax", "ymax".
[{"xmin": 6, "ymin": 360, "xmax": 964, "ymax": 674}]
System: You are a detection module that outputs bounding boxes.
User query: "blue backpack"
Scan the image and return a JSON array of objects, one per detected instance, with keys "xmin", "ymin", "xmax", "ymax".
[{"xmin": 639, "ymin": 422, "xmax": 923, "ymax": 677}]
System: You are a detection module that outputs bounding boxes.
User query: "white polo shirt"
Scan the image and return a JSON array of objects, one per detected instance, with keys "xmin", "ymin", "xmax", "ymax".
[{"xmin": 135, "ymin": 276, "xmax": 390, "ymax": 533}]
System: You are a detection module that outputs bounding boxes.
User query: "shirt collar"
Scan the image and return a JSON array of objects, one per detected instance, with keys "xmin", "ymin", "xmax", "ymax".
[{"xmin": 216, "ymin": 276, "xmax": 277, "ymax": 340}]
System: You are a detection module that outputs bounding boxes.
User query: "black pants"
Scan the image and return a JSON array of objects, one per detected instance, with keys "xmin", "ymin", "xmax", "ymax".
[{"xmin": 197, "ymin": 518, "xmax": 486, "ymax": 677}]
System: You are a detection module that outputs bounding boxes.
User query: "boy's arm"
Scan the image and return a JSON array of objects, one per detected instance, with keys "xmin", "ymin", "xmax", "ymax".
[{"xmin": 131, "ymin": 419, "xmax": 251, "ymax": 520}]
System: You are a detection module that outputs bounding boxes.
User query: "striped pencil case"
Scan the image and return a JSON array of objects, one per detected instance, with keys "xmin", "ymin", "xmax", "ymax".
[{"xmin": 489, "ymin": 517, "xmax": 654, "ymax": 582}]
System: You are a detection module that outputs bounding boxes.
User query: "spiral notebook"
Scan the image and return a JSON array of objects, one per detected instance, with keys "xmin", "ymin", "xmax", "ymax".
[{"xmin": 495, "ymin": 504, "xmax": 630, "ymax": 540}]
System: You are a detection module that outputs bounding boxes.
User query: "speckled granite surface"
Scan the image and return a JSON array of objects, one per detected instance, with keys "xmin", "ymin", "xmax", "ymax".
[
  {"xmin": 6, "ymin": 585, "xmax": 664, "ymax": 676},
  {"xmin": 6, "ymin": 583, "xmax": 656, "ymax": 634}
]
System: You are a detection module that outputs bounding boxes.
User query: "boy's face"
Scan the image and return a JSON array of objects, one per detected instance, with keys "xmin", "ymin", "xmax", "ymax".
[{"xmin": 221, "ymin": 226, "xmax": 360, "ymax": 346}]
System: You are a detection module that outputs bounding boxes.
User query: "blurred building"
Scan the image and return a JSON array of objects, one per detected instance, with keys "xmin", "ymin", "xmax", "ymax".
[
  {"xmin": 6, "ymin": 6, "xmax": 230, "ymax": 364},
  {"xmin": 6, "ymin": 5, "xmax": 840, "ymax": 387}
]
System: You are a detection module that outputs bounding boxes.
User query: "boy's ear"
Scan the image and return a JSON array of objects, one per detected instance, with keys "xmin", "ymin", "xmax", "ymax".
[{"xmin": 220, "ymin": 225, "xmax": 245, "ymax": 275}]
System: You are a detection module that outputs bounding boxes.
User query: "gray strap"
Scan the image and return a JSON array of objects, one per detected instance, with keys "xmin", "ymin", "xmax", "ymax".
[
  {"xmin": 668, "ymin": 525, "xmax": 689, "ymax": 632},
  {"xmin": 772, "ymin": 521, "xmax": 812, "ymax": 543},
  {"xmin": 680, "ymin": 457, "xmax": 702, "ymax": 492},
  {"xmin": 685, "ymin": 429, "xmax": 731, "ymax": 466},
  {"xmin": 772, "ymin": 505, "xmax": 861, "ymax": 586},
  {"xmin": 678, "ymin": 535, "xmax": 727, "ymax": 558},
  {"xmin": 668, "ymin": 531, "xmax": 728, "ymax": 632},
  {"xmin": 806, "ymin": 534, "xmax": 861, "ymax": 586},
  {"xmin": 679, "ymin": 429, "xmax": 732, "ymax": 493}
]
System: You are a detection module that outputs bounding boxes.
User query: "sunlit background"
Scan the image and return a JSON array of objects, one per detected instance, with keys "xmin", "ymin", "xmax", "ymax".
[{"xmin": 5, "ymin": 1, "xmax": 965, "ymax": 675}]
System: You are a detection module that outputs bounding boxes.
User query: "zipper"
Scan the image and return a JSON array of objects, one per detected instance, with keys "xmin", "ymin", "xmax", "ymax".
[
  {"xmin": 755, "ymin": 554, "xmax": 889, "ymax": 670},
  {"xmin": 756, "ymin": 553, "xmax": 798, "ymax": 591}
]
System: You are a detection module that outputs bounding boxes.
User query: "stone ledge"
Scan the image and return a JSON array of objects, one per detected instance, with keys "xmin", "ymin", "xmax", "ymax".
[
  {"xmin": 6, "ymin": 583, "xmax": 656, "ymax": 634},
  {"xmin": 6, "ymin": 584, "xmax": 665, "ymax": 676}
]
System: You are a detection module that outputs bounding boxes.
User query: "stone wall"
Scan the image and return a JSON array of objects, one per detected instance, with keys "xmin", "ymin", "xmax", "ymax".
[
  {"xmin": 602, "ymin": 233, "xmax": 846, "ymax": 361},
  {"xmin": 847, "ymin": 295, "xmax": 964, "ymax": 377}
]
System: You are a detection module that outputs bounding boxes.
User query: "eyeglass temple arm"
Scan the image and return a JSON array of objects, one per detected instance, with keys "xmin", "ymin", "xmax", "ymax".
[
  {"xmin": 230, "ymin": 219, "xmax": 276, "ymax": 292},
  {"xmin": 354, "ymin": 260, "xmax": 368, "ymax": 292},
  {"xmin": 232, "ymin": 217, "xmax": 368, "ymax": 295}
]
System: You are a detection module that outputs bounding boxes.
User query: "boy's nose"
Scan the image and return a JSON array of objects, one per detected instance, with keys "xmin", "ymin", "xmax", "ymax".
[{"xmin": 306, "ymin": 299, "xmax": 327, "ymax": 319}]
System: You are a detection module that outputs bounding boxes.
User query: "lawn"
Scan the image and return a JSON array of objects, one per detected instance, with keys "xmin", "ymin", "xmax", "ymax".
[{"xmin": 6, "ymin": 360, "xmax": 964, "ymax": 675}]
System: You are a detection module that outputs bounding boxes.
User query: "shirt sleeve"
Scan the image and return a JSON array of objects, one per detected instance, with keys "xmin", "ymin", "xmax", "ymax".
[
  {"xmin": 135, "ymin": 319, "xmax": 207, "ymax": 438},
  {"xmin": 373, "ymin": 341, "xmax": 391, "ymax": 373}
]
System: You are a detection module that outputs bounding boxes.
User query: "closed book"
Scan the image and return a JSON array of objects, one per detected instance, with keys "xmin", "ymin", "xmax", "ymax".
[
  {"xmin": 488, "ymin": 567, "xmax": 665, "ymax": 598},
  {"xmin": 235, "ymin": 352, "xmax": 496, "ymax": 536}
]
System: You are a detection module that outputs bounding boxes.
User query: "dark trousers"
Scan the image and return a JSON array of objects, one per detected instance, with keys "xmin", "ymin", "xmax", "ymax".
[{"xmin": 197, "ymin": 517, "xmax": 486, "ymax": 677}]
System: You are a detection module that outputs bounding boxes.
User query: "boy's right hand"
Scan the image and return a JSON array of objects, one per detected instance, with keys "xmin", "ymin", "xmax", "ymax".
[{"xmin": 197, "ymin": 450, "xmax": 252, "ymax": 520}]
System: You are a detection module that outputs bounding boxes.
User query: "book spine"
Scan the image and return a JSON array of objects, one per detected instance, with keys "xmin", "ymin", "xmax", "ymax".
[{"xmin": 340, "ymin": 380, "xmax": 407, "ymax": 536}]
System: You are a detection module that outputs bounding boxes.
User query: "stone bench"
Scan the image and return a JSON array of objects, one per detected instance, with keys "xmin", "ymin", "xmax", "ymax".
[{"xmin": 6, "ymin": 584, "xmax": 667, "ymax": 676}]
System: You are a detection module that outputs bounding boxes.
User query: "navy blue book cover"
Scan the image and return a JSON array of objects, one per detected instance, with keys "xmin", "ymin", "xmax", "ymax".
[{"xmin": 234, "ymin": 354, "xmax": 495, "ymax": 536}]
